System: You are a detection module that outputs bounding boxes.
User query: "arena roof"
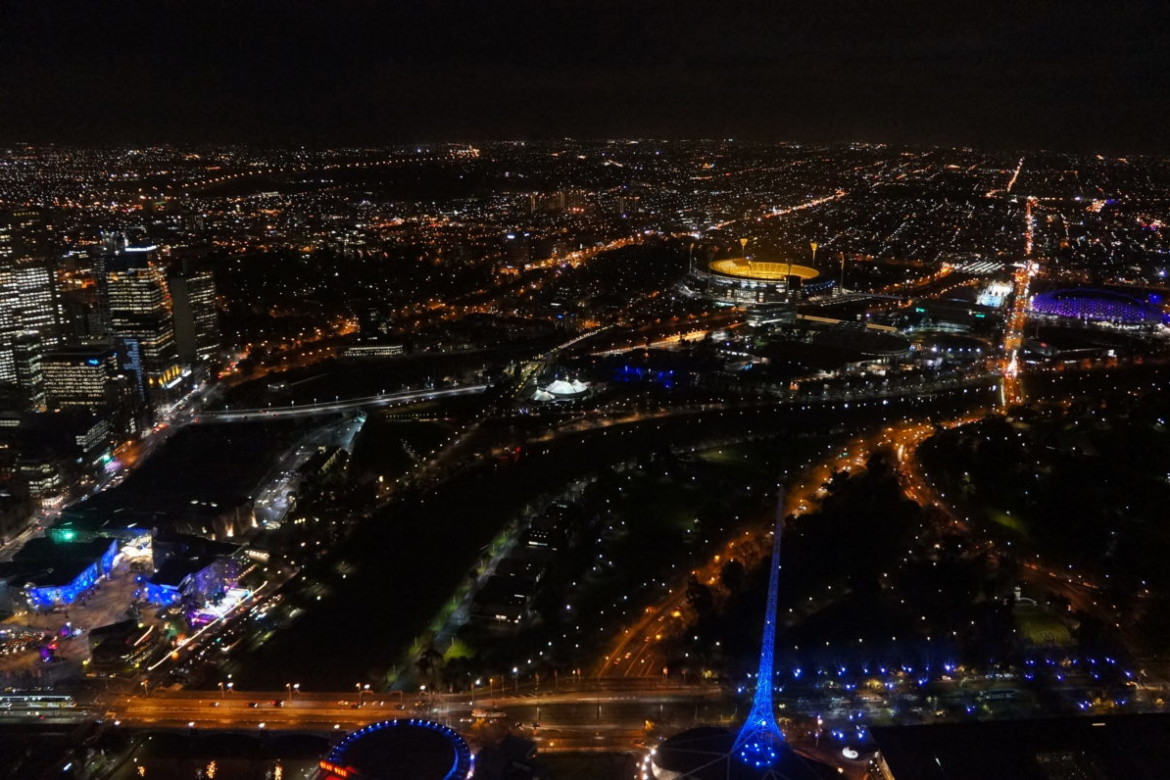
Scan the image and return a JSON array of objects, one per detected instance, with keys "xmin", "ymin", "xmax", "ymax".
[
  {"xmin": 322, "ymin": 719, "xmax": 472, "ymax": 780},
  {"xmin": 709, "ymin": 258, "xmax": 821, "ymax": 282},
  {"xmin": 1030, "ymin": 287, "xmax": 1166, "ymax": 325}
]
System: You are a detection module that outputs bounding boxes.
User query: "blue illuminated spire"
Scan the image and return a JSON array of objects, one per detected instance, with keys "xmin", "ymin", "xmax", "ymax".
[{"xmin": 732, "ymin": 486, "xmax": 787, "ymax": 769}]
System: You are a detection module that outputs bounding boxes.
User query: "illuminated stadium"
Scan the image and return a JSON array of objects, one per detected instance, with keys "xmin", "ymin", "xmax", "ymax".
[
  {"xmin": 708, "ymin": 259, "xmax": 821, "ymax": 283},
  {"xmin": 318, "ymin": 719, "xmax": 473, "ymax": 780},
  {"xmin": 1030, "ymin": 288, "xmax": 1167, "ymax": 326},
  {"xmin": 688, "ymin": 255, "xmax": 831, "ymax": 306}
]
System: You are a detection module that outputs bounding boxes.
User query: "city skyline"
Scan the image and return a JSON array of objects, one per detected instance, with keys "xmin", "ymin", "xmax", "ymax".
[{"xmin": 0, "ymin": 58, "xmax": 1169, "ymax": 775}]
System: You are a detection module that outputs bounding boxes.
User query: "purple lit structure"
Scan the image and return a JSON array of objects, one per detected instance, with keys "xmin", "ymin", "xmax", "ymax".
[{"xmin": 1030, "ymin": 288, "xmax": 1167, "ymax": 326}]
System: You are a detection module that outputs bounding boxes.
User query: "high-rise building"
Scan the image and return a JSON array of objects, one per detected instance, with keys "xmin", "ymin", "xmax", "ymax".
[
  {"xmin": 57, "ymin": 288, "xmax": 107, "ymax": 342},
  {"xmin": 103, "ymin": 249, "xmax": 182, "ymax": 406},
  {"xmin": 7, "ymin": 262, "xmax": 59, "ymax": 337},
  {"xmin": 0, "ymin": 258, "xmax": 60, "ymax": 391},
  {"xmin": 0, "ymin": 208, "xmax": 51, "ymax": 259},
  {"xmin": 169, "ymin": 263, "xmax": 219, "ymax": 366},
  {"xmin": 0, "ymin": 279, "xmax": 14, "ymax": 386},
  {"xmin": 12, "ymin": 332, "xmax": 46, "ymax": 412},
  {"xmin": 42, "ymin": 344, "xmax": 119, "ymax": 410}
]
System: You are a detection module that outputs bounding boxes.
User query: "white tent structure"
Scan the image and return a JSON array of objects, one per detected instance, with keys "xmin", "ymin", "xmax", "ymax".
[{"xmin": 532, "ymin": 377, "xmax": 591, "ymax": 401}]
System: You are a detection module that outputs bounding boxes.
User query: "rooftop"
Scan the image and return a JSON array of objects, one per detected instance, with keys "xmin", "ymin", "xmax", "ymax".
[{"xmin": 709, "ymin": 258, "xmax": 820, "ymax": 281}]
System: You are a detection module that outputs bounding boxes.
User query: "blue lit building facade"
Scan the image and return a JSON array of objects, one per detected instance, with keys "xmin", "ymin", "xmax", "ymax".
[
  {"xmin": 138, "ymin": 538, "xmax": 246, "ymax": 622},
  {"xmin": 20, "ymin": 537, "xmax": 119, "ymax": 609},
  {"xmin": 139, "ymin": 553, "xmax": 242, "ymax": 610},
  {"xmin": 140, "ymin": 577, "xmax": 182, "ymax": 608}
]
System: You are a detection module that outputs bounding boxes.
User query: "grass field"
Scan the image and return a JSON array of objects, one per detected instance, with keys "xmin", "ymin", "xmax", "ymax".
[{"xmin": 1014, "ymin": 605, "xmax": 1073, "ymax": 646}]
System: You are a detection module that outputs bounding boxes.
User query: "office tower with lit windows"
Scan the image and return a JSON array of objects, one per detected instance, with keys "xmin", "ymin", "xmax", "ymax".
[
  {"xmin": 42, "ymin": 344, "xmax": 119, "ymax": 410},
  {"xmin": 0, "ymin": 258, "xmax": 60, "ymax": 402},
  {"xmin": 6, "ymin": 261, "xmax": 59, "ymax": 338},
  {"xmin": 103, "ymin": 249, "xmax": 182, "ymax": 407},
  {"xmin": 0, "ymin": 208, "xmax": 51, "ymax": 260},
  {"xmin": 169, "ymin": 262, "xmax": 219, "ymax": 366},
  {"xmin": 11, "ymin": 332, "xmax": 46, "ymax": 411},
  {"xmin": 0, "ymin": 274, "xmax": 14, "ymax": 385}
]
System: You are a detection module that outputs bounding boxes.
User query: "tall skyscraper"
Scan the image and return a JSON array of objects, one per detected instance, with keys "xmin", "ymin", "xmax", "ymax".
[
  {"xmin": 169, "ymin": 262, "xmax": 219, "ymax": 366},
  {"xmin": 0, "ymin": 258, "xmax": 60, "ymax": 398},
  {"xmin": 103, "ymin": 249, "xmax": 182, "ymax": 406},
  {"xmin": 12, "ymin": 332, "xmax": 46, "ymax": 412},
  {"xmin": 7, "ymin": 261, "xmax": 59, "ymax": 337}
]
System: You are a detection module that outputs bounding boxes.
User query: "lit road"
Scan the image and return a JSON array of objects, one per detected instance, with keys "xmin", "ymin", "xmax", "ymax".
[
  {"xmin": 1000, "ymin": 196, "xmax": 1038, "ymax": 408},
  {"xmin": 537, "ymin": 375, "xmax": 993, "ymax": 450},
  {"xmin": 703, "ymin": 189, "xmax": 849, "ymax": 231},
  {"xmin": 102, "ymin": 683, "xmax": 878, "ymax": 767},
  {"xmin": 522, "ymin": 236, "xmax": 641, "ymax": 272},
  {"xmin": 193, "ymin": 384, "xmax": 489, "ymax": 423},
  {"xmin": 508, "ymin": 327, "xmax": 611, "ymax": 401},
  {"xmin": 877, "ymin": 404, "xmax": 1124, "ymax": 634},
  {"xmin": 591, "ymin": 325, "xmax": 735, "ymax": 357},
  {"xmin": 108, "ymin": 684, "xmax": 736, "ymax": 754}
]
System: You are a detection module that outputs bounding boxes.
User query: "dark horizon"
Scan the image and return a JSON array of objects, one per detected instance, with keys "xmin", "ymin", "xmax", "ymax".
[{"xmin": 2, "ymin": 1, "xmax": 1168, "ymax": 154}]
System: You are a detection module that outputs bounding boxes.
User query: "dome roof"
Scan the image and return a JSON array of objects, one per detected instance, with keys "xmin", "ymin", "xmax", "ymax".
[
  {"xmin": 321, "ymin": 719, "xmax": 472, "ymax": 780},
  {"xmin": 709, "ymin": 258, "xmax": 820, "ymax": 282}
]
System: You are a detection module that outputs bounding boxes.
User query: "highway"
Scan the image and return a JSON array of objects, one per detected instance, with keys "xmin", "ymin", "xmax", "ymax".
[
  {"xmin": 104, "ymin": 681, "xmax": 877, "ymax": 773},
  {"xmin": 999, "ymin": 197, "xmax": 1037, "ymax": 408},
  {"xmin": 107, "ymin": 683, "xmax": 736, "ymax": 755},
  {"xmin": 192, "ymin": 384, "xmax": 489, "ymax": 422}
]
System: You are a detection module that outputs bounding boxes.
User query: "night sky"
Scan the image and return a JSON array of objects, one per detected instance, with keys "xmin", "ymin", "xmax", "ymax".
[{"xmin": 2, "ymin": 0, "xmax": 1167, "ymax": 151}]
